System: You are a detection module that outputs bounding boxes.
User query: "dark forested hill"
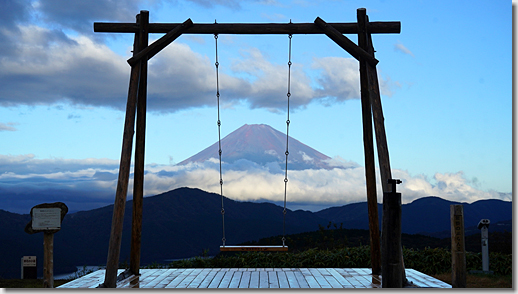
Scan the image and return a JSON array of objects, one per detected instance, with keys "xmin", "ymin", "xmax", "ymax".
[
  {"xmin": 0, "ymin": 188, "xmax": 511, "ymax": 279},
  {"xmin": 315, "ymin": 196, "xmax": 511, "ymax": 235}
]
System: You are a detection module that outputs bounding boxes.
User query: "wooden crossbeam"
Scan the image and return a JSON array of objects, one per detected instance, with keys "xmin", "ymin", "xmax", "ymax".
[
  {"xmin": 315, "ymin": 17, "xmax": 378, "ymax": 66},
  {"xmin": 220, "ymin": 246, "xmax": 288, "ymax": 252},
  {"xmin": 94, "ymin": 21, "xmax": 400, "ymax": 35},
  {"xmin": 127, "ymin": 18, "xmax": 193, "ymax": 66}
]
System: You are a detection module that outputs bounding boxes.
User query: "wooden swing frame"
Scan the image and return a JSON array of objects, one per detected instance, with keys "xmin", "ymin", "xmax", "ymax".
[{"xmin": 94, "ymin": 9, "xmax": 402, "ymax": 288}]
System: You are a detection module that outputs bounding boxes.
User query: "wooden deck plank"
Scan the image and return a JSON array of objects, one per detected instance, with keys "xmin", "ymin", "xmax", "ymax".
[
  {"xmin": 141, "ymin": 268, "xmax": 175, "ymax": 288},
  {"xmin": 318, "ymin": 268, "xmax": 343, "ymax": 288},
  {"xmin": 304, "ymin": 275, "xmax": 321, "ymax": 288},
  {"xmin": 198, "ymin": 269, "xmax": 219, "ymax": 288},
  {"xmin": 177, "ymin": 268, "xmax": 202, "ymax": 288},
  {"xmin": 164, "ymin": 268, "xmax": 193, "ymax": 288},
  {"xmin": 126, "ymin": 269, "xmax": 156, "ymax": 288},
  {"xmin": 187, "ymin": 268, "xmax": 212, "ymax": 288},
  {"xmin": 259, "ymin": 270, "xmax": 269, "ymax": 288},
  {"xmin": 239, "ymin": 271, "xmax": 251, "ymax": 288},
  {"xmin": 285, "ymin": 270, "xmax": 300, "ymax": 288},
  {"xmin": 327, "ymin": 268, "xmax": 355, "ymax": 288},
  {"xmin": 268, "ymin": 271, "xmax": 279, "ymax": 288},
  {"xmin": 155, "ymin": 269, "xmax": 182, "ymax": 288},
  {"xmin": 217, "ymin": 269, "xmax": 235, "ymax": 288},
  {"xmin": 229, "ymin": 271, "xmax": 242, "ymax": 288},
  {"xmin": 300, "ymin": 269, "xmax": 320, "ymax": 288},
  {"xmin": 335, "ymin": 268, "xmax": 363, "ymax": 287},
  {"xmin": 249, "ymin": 271, "xmax": 259, "ymax": 288},
  {"xmin": 59, "ymin": 268, "xmax": 451, "ymax": 289},
  {"xmin": 208, "ymin": 270, "xmax": 226, "ymax": 288},
  {"xmin": 293, "ymin": 270, "xmax": 310, "ymax": 288},
  {"xmin": 277, "ymin": 270, "xmax": 290, "ymax": 288},
  {"xmin": 309, "ymin": 268, "xmax": 332, "ymax": 288}
]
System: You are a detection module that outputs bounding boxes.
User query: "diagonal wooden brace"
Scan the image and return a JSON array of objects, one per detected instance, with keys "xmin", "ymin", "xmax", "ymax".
[
  {"xmin": 128, "ymin": 18, "xmax": 193, "ymax": 66},
  {"xmin": 314, "ymin": 17, "xmax": 378, "ymax": 66}
]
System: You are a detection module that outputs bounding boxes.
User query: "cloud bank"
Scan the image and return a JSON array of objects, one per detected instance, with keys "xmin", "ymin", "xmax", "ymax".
[
  {"xmin": 0, "ymin": 0, "xmax": 397, "ymax": 113},
  {"xmin": 0, "ymin": 154, "xmax": 509, "ymax": 214}
]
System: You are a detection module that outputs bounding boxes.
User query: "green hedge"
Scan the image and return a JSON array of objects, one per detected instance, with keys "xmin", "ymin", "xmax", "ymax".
[{"xmin": 160, "ymin": 246, "xmax": 511, "ymax": 276}]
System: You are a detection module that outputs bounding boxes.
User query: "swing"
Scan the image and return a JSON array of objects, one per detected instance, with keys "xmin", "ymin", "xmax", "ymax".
[{"xmin": 216, "ymin": 33, "xmax": 293, "ymax": 252}]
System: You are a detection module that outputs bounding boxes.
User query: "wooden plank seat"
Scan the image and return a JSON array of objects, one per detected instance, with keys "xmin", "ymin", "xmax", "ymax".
[{"xmin": 220, "ymin": 245, "xmax": 288, "ymax": 252}]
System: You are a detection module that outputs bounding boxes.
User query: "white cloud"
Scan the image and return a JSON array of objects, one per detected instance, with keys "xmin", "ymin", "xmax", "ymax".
[
  {"xmin": 394, "ymin": 41, "xmax": 415, "ymax": 57},
  {"xmin": 0, "ymin": 153, "xmax": 509, "ymax": 214},
  {"xmin": 0, "ymin": 122, "xmax": 18, "ymax": 131},
  {"xmin": 311, "ymin": 56, "xmax": 360, "ymax": 103},
  {"xmin": 299, "ymin": 151, "xmax": 314, "ymax": 163},
  {"xmin": 230, "ymin": 47, "xmax": 315, "ymax": 110},
  {"xmin": 0, "ymin": 22, "xmax": 400, "ymax": 114}
]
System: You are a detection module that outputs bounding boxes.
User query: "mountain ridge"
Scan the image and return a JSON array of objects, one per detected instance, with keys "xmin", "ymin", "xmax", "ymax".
[
  {"xmin": 0, "ymin": 187, "xmax": 510, "ymax": 279},
  {"xmin": 178, "ymin": 124, "xmax": 334, "ymax": 170}
]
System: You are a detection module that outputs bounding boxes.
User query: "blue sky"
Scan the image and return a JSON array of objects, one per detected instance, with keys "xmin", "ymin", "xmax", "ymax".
[{"xmin": 0, "ymin": 0, "xmax": 512, "ymax": 214}]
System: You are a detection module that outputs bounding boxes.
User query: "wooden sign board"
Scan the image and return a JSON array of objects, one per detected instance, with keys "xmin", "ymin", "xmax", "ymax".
[
  {"xmin": 25, "ymin": 202, "xmax": 68, "ymax": 234},
  {"xmin": 32, "ymin": 208, "xmax": 61, "ymax": 230}
]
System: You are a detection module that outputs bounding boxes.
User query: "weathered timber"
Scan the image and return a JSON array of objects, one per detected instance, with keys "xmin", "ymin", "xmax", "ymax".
[
  {"xmin": 314, "ymin": 17, "xmax": 378, "ymax": 66},
  {"xmin": 357, "ymin": 9, "xmax": 393, "ymax": 193},
  {"xmin": 356, "ymin": 9, "xmax": 381, "ymax": 276},
  {"xmin": 103, "ymin": 16, "xmax": 142, "ymax": 288},
  {"xmin": 43, "ymin": 232, "xmax": 54, "ymax": 288},
  {"xmin": 94, "ymin": 21, "xmax": 401, "ymax": 35},
  {"xmin": 357, "ymin": 8, "xmax": 407, "ymax": 284},
  {"xmin": 130, "ymin": 10, "xmax": 149, "ymax": 276},
  {"xmin": 451, "ymin": 205, "xmax": 466, "ymax": 288},
  {"xmin": 127, "ymin": 18, "xmax": 193, "ymax": 66},
  {"xmin": 366, "ymin": 35, "xmax": 392, "ymax": 194},
  {"xmin": 220, "ymin": 246, "xmax": 288, "ymax": 252},
  {"xmin": 381, "ymin": 179, "xmax": 402, "ymax": 288}
]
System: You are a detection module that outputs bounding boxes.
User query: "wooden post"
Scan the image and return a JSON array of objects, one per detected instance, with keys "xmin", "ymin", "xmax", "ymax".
[
  {"xmin": 43, "ymin": 232, "xmax": 54, "ymax": 288},
  {"xmin": 130, "ymin": 10, "xmax": 149, "ymax": 276},
  {"xmin": 381, "ymin": 179, "xmax": 402, "ymax": 288},
  {"xmin": 451, "ymin": 204, "xmax": 467, "ymax": 288},
  {"xmin": 127, "ymin": 18, "xmax": 193, "ymax": 66},
  {"xmin": 103, "ymin": 14, "xmax": 142, "ymax": 289},
  {"xmin": 356, "ymin": 11, "xmax": 381, "ymax": 276},
  {"xmin": 24, "ymin": 202, "xmax": 68, "ymax": 288},
  {"xmin": 357, "ymin": 8, "xmax": 408, "ymax": 284},
  {"xmin": 314, "ymin": 17, "xmax": 379, "ymax": 66}
]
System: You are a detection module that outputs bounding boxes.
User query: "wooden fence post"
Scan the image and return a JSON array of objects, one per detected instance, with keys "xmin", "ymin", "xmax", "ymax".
[{"xmin": 451, "ymin": 204, "xmax": 467, "ymax": 287}]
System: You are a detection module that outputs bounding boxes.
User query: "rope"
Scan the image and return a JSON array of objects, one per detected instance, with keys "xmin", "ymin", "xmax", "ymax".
[
  {"xmin": 282, "ymin": 33, "xmax": 292, "ymax": 247},
  {"xmin": 215, "ymin": 32, "xmax": 226, "ymax": 246}
]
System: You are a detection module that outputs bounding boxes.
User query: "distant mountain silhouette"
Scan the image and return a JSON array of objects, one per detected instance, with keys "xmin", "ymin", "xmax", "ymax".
[
  {"xmin": 0, "ymin": 188, "xmax": 511, "ymax": 279},
  {"xmin": 316, "ymin": 196, "xmax": 512, "ymax": 236},
  {"xmin": 178, "ymin": 124, "xmax": 335, "ymax": 170}
]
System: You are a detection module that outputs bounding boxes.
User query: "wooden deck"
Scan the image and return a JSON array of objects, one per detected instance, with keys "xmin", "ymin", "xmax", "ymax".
[{"xmin": 58, "ymin": 268, "xmax": 451, "ymax": 288}]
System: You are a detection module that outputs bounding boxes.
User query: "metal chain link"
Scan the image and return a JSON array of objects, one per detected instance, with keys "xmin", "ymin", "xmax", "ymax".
[
  {"xmin": 215, "ymin": 32, "xmax": 226, "ymax": 246},
  {"xmin": 282, "ymin": 33, "xmax": 292, "ymax": 247}
]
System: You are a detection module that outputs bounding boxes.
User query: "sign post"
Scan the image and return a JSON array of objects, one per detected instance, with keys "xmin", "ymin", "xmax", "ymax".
[
  {"xmin": 450, "ymin": 204, "xmax": 466, "ymax": 288},
  {"xmin": 21, "ymin": 256, "xmax": 37, "ymax": 279},
  {"xmin": 25, "ymin": 202, "xmax": 68, "ymax": 288},
  {"xmin": 477, "ymin": 219, "xmax": 491, "ymax": 273}
]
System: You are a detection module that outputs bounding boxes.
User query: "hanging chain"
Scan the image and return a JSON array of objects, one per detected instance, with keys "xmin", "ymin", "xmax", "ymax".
[
  {"xmin": 215, "ymin": 32, "xmax": 226, "ymax": 246},
  {"xmin": 282, "ymin": 33, "xmax": 292, "ymax": 247}
]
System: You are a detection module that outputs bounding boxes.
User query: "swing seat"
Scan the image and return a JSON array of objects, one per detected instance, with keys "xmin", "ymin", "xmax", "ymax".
[{"xmin": 220, "ymin": 245, "xmax": 288, "ymax": 252}]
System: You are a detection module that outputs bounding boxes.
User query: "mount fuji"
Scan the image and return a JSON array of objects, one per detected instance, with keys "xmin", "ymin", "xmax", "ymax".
[{"xmin": 178, "ymin": 124, "xmax": 341, "ymax": 170}]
